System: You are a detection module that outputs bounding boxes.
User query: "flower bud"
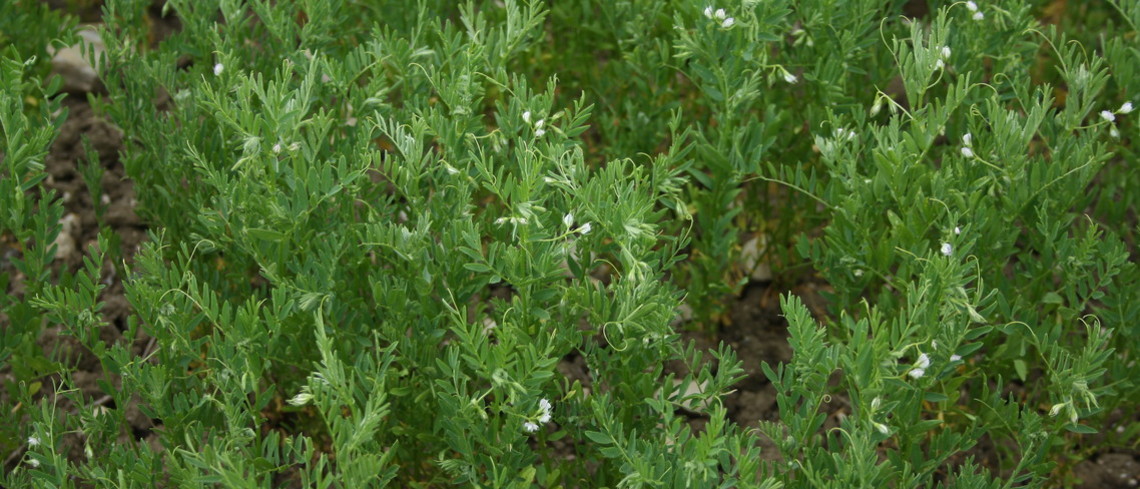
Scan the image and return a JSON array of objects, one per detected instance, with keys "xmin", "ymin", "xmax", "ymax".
[
  {"xmin": 287, "ymin": 392, "xmax": 313, "ymax": 406},
  {"xmin": 874, "ymin": 422, "xmax": 890, "ymax": 435}
]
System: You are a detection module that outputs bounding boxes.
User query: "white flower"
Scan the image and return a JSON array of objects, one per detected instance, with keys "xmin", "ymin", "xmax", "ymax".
[
  {"xmin": 703, "ymin": 6, "xmax": 714, "ymax": 18},
  {"xmin": 1101, "ymin": 110, "xmax": 1116, "ymax": 122},
  {"xmin": 578, "ymin": 222, "xmax": 592, "ymax": 235},
  {"xmin": 908, "ymin": 368, "xmax": 926, "ymax": 379},
  {"xmin": 783, "ymin": 72, "xmax": 797, "ymax": 84},
  {"xmin": 962, "ymin": 132, "xmax": 972, "ymax": 146},
  {"xmin": 535, "ymin": 118, "xmax": 545, "ymax": 129},
  {"xmin": 539, "ymin": 398, "xmax": 552, "ymax": 412},
  {"xmin": 954, "ymin": 226, "xmax": 961, "ymax": 235},
  {"xmin": 931, "ymin": 340, "xmax": 939, "ymax": 350},
  {"xmin": 721, "ymin": 17, "xmax": 735, "ymax": 28},
  {"xmin": 27, "ymin": 436, "xmax": 40, "ymax": 447},
  {"xmin": 213, "ymin": 63, "xmax": 224, "ymax": 76},
  {"xmin": 940, "ymin": 46, "xmax": 952, "ymax": 59},
  {"xmin": 853, "ymin": 269, "xmax": 863, "ymax": 277},
  {"xmin": 1048, "ymin": 403, "xmax": 1065, "ymax": 417},
  {"xmin": 874, "ymin": 422, "xmax": 890, "ymax": 435},
  {"xmin": 563, "ymin": 213, "xmax": 574, "ymax": 228},
  {"xmin": 523, "ymin": 421, "xmax": 540, "ymax": 433},
  {"xmin": 714, "ymin": 8, "xmax": 726, "ymax": 20},
  {"xmin": 535, "ymin": 128, "xmax": 546, "ymax": 137},
  {"xmin": 287, "ymin": 392, "xmax": 313, "ymax": 406},
  {"xmin": 972, "ymin": 11, "xmax": 984, "ymax": 20},
  {"xmin": 960, "ymin": 146, "xmax": 975, "ymax": 158},
  {"xmin": 941, "ymin": 242, "xmax": 953, "ymax": 256},
  {"xmin": 916, "ymin": 353, "xmax": 931, "ymax": 369},
  {"xmin": 965, "ymin": 1, "xmax": 978, "ymax": 12},
  {"xmin": 871, "ymin": 397, "xmax": 881, "ymax": 410},
  {"xmin": 1119, "ymin": 102, "xmax": 1134, "ymax": 114},
  {"xmin": 935, "ymin": 59, "xmax": 945, "ymax": 70},
  {"xmin": 950, "ymin": 354, "xmax": 962, "ymax": 362},
  {"xmin": 27, "ymin": 458, "xmax": 39, "ymax": 468},
  {"xmin": 522, "ymin": 110, "xmax": 532, "ymax": 123},
  {"xmin": 272, "ymin": 143, "xmax": 282, "ymax": 154},
  {"xmin": 1110, "ymin": 127, "xmax": 1121, "ymax": 139},
  {"xmin": 538, "ymin": 412, "xmax": 552, "ymax": 424}
]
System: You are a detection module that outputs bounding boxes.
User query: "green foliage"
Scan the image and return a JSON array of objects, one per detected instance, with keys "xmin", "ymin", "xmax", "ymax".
[
  {"xmin": 0, "ymin": 42, "xmax": 70, "ymax": 468},
  {"xmin": 2, "ymin": 0, "xmax": 1137, "ymax": 487}
]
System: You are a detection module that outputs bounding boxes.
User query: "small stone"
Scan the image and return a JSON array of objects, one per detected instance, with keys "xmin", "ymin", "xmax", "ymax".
[
  {"xmin": 740, "ymin": 235, "xmax": 772, "ymax": 282},
  {"xmin": 53, "ymin": 213, "xmax": 81, "ymax": 261},
  {"xmin": 655, "ymin": 378, "xmax": 710, "ymax": 413},
  {"xmin": 49, "ymin": 26, "xmax": 106, "ymax": 93}
]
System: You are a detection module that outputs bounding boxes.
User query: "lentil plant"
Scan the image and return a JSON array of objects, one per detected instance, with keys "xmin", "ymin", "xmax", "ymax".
[{"xmin": 2, "ymin": 0, "xmax": 1137, "ymax": 487}]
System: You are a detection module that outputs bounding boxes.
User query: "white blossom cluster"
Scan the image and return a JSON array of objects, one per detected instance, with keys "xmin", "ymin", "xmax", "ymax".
[
  {"xmin": 960, "ymin": 132, "xmax": 975, "ymax": 159},
  {"xmin": 1101, "ymin": 102, "xmax": 1133, "ymax": 139},
  {"xmin": 703, "ymin": 6, "xmax": 735, "ymax": 28},
  {"xmin": 522, "ymin": 110, "xmax": 546, "ymax": 137},
  {"xmin": 523, "ymin": 398, "xmax": 553, "ymax": 433},
  {"xmin": 908, "ymin": 352, "xmax": 931, "ymax": 379},
  {"xmin": 563, "ymin": 212, "xmax": 592, "ymax": 235},
  {"xmin": 966, "ymin": 1, "xmax": 984, "ymax": 21},
  {"xmin": 935, "ymin": 45, "xmax": 951, "ymax": 70}
]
